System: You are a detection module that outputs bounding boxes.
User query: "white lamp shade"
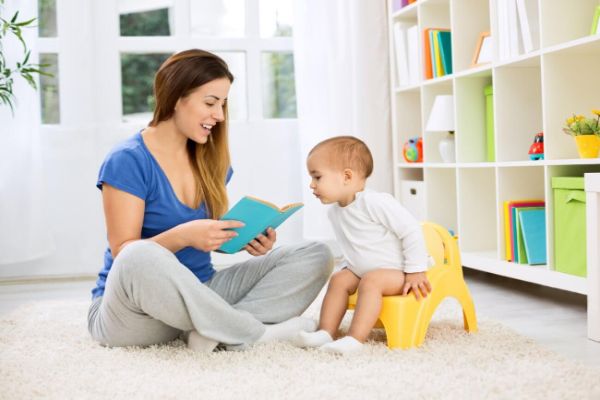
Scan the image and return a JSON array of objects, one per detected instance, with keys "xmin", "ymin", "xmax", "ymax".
[{"xmin": 426, "ymin": 95, "xmax": 455, "ymax": 132}]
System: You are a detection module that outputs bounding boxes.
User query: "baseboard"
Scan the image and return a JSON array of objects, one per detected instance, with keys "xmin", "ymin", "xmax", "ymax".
[{"xmin": 0, "ymin": 274, "xmax": 96, "ymax": 286}]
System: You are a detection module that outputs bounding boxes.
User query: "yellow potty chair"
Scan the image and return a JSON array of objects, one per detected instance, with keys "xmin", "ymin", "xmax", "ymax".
[{"xmin": 347, "ymin": 221, "xmax": 478, "ymax": 349}]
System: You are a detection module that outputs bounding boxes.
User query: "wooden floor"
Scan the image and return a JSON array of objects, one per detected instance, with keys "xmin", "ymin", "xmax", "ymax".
[{"xmin": 1, "ymin": 269, "xmax": 599, "ymax": 367}]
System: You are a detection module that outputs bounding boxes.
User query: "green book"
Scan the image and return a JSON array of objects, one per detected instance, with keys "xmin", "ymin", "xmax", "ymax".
[
  {"xmin": 438, "ymin": 30, "xmax": 452, "ymax": 75},
  {"xmin": 217, "ymin": 196, "xmax": 304, "ymax": 254}
]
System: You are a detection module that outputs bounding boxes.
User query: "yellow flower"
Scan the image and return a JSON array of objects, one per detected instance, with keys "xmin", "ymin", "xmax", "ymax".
[
  {"xmin": 567, "ymin": 117, "xmax": 574, "ymax": 124},
  {"xmin": 576, "ymin": 115, "xmax": 585, "ymax": 121},
  {"xmin": 593, "ymin": 109, "xmax": 600, "ymax": 116}
]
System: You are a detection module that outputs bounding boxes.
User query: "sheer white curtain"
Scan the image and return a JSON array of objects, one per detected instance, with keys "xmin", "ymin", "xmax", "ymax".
[
  {"xmin": 0, "ymin": 0, "xmax": 54, "ymax": 264},
  {"xmin": 294, "ymin": 0, "xmax": 392, "ymax": 240}
]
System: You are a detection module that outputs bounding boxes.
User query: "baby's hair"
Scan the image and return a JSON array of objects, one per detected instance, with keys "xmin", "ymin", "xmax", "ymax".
[{"xmin": 309, "ymin": 136, "xmax": 373, "ymax": 178}]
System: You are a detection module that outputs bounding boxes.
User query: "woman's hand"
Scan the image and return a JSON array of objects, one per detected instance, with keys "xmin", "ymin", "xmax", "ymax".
[
  {"xmin": 244, "ymin": 227, "xmax": 276, "ymax": 256},
  {"xmin": 176, "ymin": 219, "xmax": 244, "ymax": 252},
  {"xmin": 401, "ymin": 272, "xmax": 432, "ymax": 300}
]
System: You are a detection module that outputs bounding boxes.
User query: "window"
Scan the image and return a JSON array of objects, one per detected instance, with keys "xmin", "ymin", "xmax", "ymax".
[
  {"xmin": 38, "ymin": 0, "xmax": 57, "ymax": 37},
  {"xmin": 121, "ymin": 53, "xmax": 170, "ymax": 119},
  {"xmin": 38, "ymin": 0, "xmax": 59, "ymax": 124},
  {"xmin": 118, "ymin": 0, "xmax": 295, "ymax": 122},
  {"xmin": 259, "ymin": 0, "xmax": 293, "ymax": 37},
  {"xmin": 190, "ymin": 0, "xmax": 245, "ymax": 37},
  {"xmin": 261, "ymin": 52, "xmax": 296, "ymax": 118},
  {"xmin": 120, "ymin": 8, "xmax": 171, "ymax": 36},
  {"xmin": 39, "ymin": 53, "xmax": 60, "ymax": 124}
]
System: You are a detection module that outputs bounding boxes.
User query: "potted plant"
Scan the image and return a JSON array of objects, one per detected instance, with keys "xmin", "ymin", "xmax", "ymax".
[
  {"xmin": 562, "ymin": 110, "xmax": 600, "ymax": 158},
  {"xmin": 0, "ymin": 0, "xmax": 49, "ymax": 112}
]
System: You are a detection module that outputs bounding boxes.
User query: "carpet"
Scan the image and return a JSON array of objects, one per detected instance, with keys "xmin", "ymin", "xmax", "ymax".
[{"xmin": 1, "ymin": 296, "xmax": 599, "ymax": 400}]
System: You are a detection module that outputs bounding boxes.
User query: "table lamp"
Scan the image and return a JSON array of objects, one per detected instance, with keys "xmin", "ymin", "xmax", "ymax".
[{"xmin": 426, "ymin": 95, "xmax": 455, "ymax": 163}]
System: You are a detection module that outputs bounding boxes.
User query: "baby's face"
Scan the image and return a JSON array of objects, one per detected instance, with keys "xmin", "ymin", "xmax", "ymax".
[{"xmin": 306, "ymin": 150, "xmax": 346, "ymax": 205}]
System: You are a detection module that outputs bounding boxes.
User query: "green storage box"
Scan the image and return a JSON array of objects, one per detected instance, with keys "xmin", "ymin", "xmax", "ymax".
[
  {"xmin": 552, "ymin": 177, "xmax": 587, "ymax": 277},
  {"xmin": 484, "ymin": 84, "xmax": 495, "ymax": 162}
]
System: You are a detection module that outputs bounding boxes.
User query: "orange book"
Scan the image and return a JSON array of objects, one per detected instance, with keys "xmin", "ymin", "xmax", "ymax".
[{"xmin": 422, "ymin": 29, "xmax": 433, "ymax": 79}]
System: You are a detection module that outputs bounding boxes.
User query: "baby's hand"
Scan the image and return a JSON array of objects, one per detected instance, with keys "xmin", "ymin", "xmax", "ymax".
[{"xmin": 402, "ymin": 272, "xmax": 432, "ymax": 301}]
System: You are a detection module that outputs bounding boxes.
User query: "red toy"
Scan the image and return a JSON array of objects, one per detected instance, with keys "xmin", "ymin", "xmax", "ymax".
[{"xmin": 528, "ymin": 132, "xmax": 544, "ymax": 160}]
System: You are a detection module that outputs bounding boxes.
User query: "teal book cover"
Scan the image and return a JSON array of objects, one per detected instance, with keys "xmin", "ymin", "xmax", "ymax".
[
  {"xmin": 438, "ymin": 30, "xmax": 452, "ymax": 75},
  {"xmin": 518, "ymin": 209, "xmax": 547, "ymax": 265},
  {"xmin": 217, "ymin": 196, "xmax": 303, "ymax": 254},
  {"xmin": 511, "ymin": 205, "xmax": 543, "ymax": 263}
]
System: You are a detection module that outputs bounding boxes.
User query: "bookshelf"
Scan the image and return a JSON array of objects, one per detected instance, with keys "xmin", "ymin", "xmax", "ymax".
[{"xmin": 388, "ymin": 0, "xmax": 600, "ymax": 295}]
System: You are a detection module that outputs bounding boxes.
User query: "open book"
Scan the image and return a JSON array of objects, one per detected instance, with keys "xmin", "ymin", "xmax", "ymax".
[{"xmin": 217, "ymin": 196, "xmax": 304, "ymax": 254}]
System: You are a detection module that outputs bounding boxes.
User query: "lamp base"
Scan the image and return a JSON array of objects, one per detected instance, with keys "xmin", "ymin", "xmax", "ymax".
[{"xmin": 439, "ymin": 132, "xmax": 455, "ymax": 163}]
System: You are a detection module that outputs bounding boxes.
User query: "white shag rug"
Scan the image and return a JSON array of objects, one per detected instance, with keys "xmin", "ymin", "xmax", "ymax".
[{"xmin": 1, "ymin": 296, "xmax": 600, "ymax": 400}]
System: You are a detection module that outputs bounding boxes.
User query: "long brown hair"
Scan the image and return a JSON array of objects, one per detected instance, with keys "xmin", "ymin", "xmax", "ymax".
[{"xmin": 149, "ymin": 49, "xmax": 234, "ymax": 218}]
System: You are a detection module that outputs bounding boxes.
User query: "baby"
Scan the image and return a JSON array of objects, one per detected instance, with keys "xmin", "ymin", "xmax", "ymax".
[{"xmin": 296, "ymin": 135, "xmax": 432, "ymax": 354}]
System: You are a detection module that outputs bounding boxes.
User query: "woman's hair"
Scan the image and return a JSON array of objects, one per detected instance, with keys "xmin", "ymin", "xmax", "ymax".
[
  {"xmin": 309, "ymin": 136, "xmax": 373, "ymax": 178},
  {"xmin": 150, "ymin": 49, "xmax": 234, "ymax": 218}
]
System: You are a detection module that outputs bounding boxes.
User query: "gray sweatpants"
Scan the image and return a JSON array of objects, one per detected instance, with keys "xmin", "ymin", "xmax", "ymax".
[{"xmin": 87, "ymin": 240, "xmax": 333, "ymax": 347}]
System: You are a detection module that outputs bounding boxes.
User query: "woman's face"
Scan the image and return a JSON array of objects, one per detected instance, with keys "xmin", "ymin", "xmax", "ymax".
[{"xmin": 173, "ymin": 77, "xmax": 231, "ymax": 144}]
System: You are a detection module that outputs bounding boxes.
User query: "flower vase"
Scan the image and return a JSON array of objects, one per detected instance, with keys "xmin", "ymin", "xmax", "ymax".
[{"xmin": 574, "ymin": 135, "xmax": 600, "ymax": 158}]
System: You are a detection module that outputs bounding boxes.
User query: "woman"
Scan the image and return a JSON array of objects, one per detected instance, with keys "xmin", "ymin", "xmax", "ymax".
[{"xmin": 88, "ymin": 49, "xmax": 333, "ymax": 352}]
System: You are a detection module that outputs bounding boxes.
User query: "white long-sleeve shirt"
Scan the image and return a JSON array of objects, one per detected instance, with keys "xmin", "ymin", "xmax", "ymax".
[{"xmin": 328, "ymin": 189, "xmax": 429, "ymax": 277}]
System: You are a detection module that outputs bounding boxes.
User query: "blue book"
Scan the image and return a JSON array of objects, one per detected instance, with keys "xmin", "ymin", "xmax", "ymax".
[
  {"xmin": 438, "ymin": 30, "xmax": 452, "ymax": 75},
  {"xmin": 217, "ymin": 196, "xmax": 303, "ymax": 254},
  {"xmin": 518, "ymin": 209, "xmax": 547, "ymax": 265},
  {"xmin": 512, "ymin": 206, "xmax": 543, "ymax": 263}
]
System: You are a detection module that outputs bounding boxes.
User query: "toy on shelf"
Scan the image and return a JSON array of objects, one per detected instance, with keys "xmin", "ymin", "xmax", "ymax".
[
  {"xmin": 528, "ymin": 132, "xmax": 544, "ymax": 160},
  {"xmin": 403, "ymin": 136, "xmax": 423, "ymax": 163}
]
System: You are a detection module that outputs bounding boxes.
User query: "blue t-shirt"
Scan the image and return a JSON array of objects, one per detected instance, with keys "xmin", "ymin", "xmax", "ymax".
[{"xmin": 91, "ymin": 132, "xmax": 232, "ymax": 299}]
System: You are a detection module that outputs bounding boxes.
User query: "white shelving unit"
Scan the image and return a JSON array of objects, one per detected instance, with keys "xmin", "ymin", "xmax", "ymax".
[{"xmin": 387, "ymin": 0, "xmax": 600, "ymax": 294}]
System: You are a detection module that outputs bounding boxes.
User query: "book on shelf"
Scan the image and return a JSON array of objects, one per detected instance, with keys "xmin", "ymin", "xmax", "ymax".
[
  {"xmin": 217, "ymin": 196, "xmax": 303, "ymax": 254},
  {"xmin": 518, "ymin": 208, "xmax": 547, "ymax": 265},
  {"xmin": 516, "ymin": 0, "xmax": 540, "ymax": 53},
  {"xmin": 438, "ymin": 30, "xmax": 453, "ymax": 75},
  {"xmin": 498, "ymin": 0, "xmax": 539, "ymax": 58},
  {"xmin": 406, "ymin": 25, "xmax": 420, "ymax": 84},
  {"xmin": 423, "ymin": 28, "xmax": 451, "ymax": 79},
  {"xmin": 503, "ymin": 200, "xmax": 544, "ymax": 262},
  {"xmin": 393, "ymin": 23, "xmax": 419, "ymax": 86}
]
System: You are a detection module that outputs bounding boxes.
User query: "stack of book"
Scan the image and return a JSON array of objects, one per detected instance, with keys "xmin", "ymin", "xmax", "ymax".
[
  {"xmin": 503, "ymin": 200, "xmax": 546, "ymax": 265},
  {"xmin": 497, "ymin": 0, "xmax": 539, "ymax": 59},
  {"xmin": 393, "ymin": 23, "xmax": 420, "ymax": 86},
  {"xmin": 422, "ymin": 28, "xmax": 452, "ymax": 79}
]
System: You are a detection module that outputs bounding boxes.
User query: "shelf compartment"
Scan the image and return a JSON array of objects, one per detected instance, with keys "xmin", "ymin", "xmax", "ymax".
[
  {"xmin": 497, "ymin": 165, "xmax": 545, "ymax": 263},
  {"xmin": 450, "ymin": 0, "xmax": 490, "ymax": 73},
  {"xmin": 539, "ymin": 0, "xmax": 599, "ymax": 48},
  {"xmin": 494, "ymin": 58, "xmax": 542, "ymax": 162},
  {"xmin": 418, "ymin": 0, "xmax": 451, "ymax": 32},
  {"xmin": 454, "ymin": 72, "xmax": 492, "ymax": 163},
  {"xmin": 424, "ymin": 167, "xmax": 457, "ymax": 233},
  {"xmin": 394, "ymin": 90, "xmax": 423, "ymax": 163},
  {"xmin": 541, "ymin": 40, "xmax": 600, "ymax": 160},
  {"xmin": 421, "ymin": 81, "xmax": 453, "ymax": 163},
  {"xmin": 545, "ymin": 165, "xmax": 600, "ymax": 271},
  {"xmin": 457, "ymin": 167, "xmax": 497, "ymax": 253}
]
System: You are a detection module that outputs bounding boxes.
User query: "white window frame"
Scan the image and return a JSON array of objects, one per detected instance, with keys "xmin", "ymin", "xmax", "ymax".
[{"xmin": 37, "ymin": 0, "xmax": 295, "ymax": 131}]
